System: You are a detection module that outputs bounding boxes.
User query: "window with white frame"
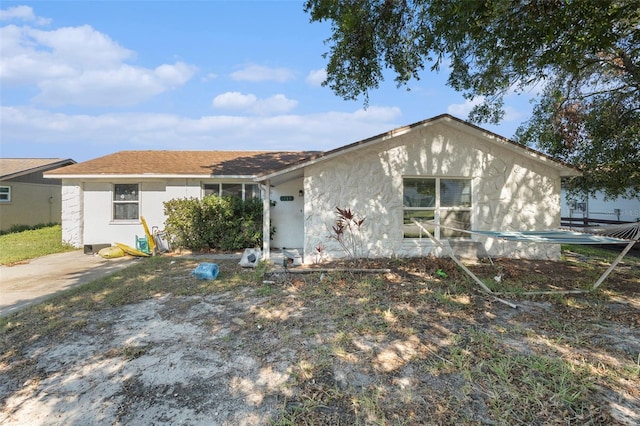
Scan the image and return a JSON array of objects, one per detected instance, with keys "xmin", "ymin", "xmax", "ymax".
[
  {"xmin": 203, "ymin": 183, "xmax": 260, "ymax": 200},
  {"xmin": 403, "ymin": 177, "xmax": 472, "ymax": 239},
  {"xmin": 0, "ymin": 186, "xmax": 11, "ymax": 202},
  {"xmin": 113, "ymin": 183, "xmax": 139, "ymax": 221},
  {"xmin": 203, "ymin": 183, "xmax": 220, "ymax": 197}
]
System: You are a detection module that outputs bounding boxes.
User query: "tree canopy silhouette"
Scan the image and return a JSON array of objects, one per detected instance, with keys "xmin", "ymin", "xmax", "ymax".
[{"xmin": 305, "ymin": 0, "xmax": 640, "ymax": 198}]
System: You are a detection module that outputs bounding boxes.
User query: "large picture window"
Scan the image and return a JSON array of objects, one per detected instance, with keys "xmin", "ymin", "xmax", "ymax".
[
  {"xmin": 113, "ymin": 183, "xmax": 139, "ymax": 221},
  {"xmin": 403, "ymin": 178, "xmax": 471, "ymax": 239},
  {"xmin": 203, "ymin": 183, "xmax": 260, "ymax": 200}
]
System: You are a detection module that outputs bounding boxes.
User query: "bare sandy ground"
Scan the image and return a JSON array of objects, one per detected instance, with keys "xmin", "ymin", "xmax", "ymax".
[
  {"xmin": 1, "ymin": 255, "xmax": 639, "ymax": 425},
  {"xmin": 1, "ymin": 289, "xmax": 289, "ymax": 425}
]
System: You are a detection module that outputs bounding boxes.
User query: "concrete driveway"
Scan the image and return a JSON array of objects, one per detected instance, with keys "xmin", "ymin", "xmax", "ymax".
[{"xmin": 0, "ymin": 250, "xmax": 138, "ymax": 318}]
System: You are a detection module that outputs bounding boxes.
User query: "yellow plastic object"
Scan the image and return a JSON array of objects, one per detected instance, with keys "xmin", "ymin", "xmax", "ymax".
[
  {"xmin": 140, "ymin": 216, "xmax": 156, "ymax": 253},
  {"xmin": 115, "ymin": 242, "xmax": 151, "ymax": 257},
  {"xmin": 98, "ymin": 246, "xmax": 126, "ymax": 259}
]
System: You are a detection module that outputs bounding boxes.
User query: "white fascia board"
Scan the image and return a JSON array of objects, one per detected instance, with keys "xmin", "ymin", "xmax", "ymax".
[{"xmin": 43, "ymin": 174, "xmax": 257, "ymax": 180}]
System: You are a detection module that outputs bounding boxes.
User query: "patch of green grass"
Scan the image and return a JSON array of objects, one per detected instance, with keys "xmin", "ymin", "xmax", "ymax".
[
  {"xmin": 561, "ymin": 244, "xmax": 622, "ymax": 263},
  {"xmin": 0, "ymin": 224, "xmax": 75, "ymax": 265},
  {"xmin": 256, "ymin": 282, "xmax": 277, "ymax": 296}
]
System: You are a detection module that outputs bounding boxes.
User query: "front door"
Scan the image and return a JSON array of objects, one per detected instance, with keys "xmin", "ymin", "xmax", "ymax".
[{"xmin": 270, "ymin": 179, "xmax": 304, "ymax": 249}]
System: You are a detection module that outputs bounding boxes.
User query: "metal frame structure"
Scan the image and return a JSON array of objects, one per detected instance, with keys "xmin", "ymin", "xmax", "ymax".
[{"xmin": 414, "ymin": 221, "xmax": 639, "ymax": 307}]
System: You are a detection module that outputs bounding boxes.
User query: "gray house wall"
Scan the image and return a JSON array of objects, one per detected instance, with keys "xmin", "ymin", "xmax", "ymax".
[{"xmin": 0, "ymin": 173, "xmax": 64, "ymax": 231}]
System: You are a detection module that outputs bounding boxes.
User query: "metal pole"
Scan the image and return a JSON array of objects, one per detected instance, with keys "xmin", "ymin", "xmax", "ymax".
[
  {"xmin": 591, "ymin": 240, "xmax": 637, "ymax": 291},
  {"xmin": 261, "ymin": 180, "xmax": 271, "ymax": 262}
]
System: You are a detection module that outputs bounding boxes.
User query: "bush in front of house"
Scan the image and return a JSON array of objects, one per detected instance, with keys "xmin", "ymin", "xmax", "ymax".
[{"xmin": 163, "ymin": 196, "xmax": 266, "ymax": 251}]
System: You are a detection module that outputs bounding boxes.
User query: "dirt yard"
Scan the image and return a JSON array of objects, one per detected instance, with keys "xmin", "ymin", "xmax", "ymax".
[{"xmin": 1, "ymin": 249, "xmax": 639, "ymax": 425}]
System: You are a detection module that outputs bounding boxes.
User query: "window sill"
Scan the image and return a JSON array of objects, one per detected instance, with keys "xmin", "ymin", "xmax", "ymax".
[
  {"xmin": 109, "ymin": 220, "xmax": 140, "ymax": 225},
  {"xmin": 402, "ymin": 239, "xmax": 436, "ymax": 247}
]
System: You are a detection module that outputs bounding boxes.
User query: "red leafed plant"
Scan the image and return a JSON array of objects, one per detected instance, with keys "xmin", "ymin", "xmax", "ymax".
[{"xmin": 329, "ymin": 207, "xmax": 366, "ymax": 260}]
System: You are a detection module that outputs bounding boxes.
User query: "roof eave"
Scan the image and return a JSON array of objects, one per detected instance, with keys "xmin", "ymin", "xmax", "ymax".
[
  {"xmin": 43, "ymin": 173, "xmax": 258, "ymax": 180},
  {"xmin": 2, "ymin": 159, "xmax": 76, "ymax": 180}
]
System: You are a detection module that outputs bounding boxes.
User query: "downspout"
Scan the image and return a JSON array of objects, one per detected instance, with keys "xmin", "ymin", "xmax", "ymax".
[{"xmin": 262, "ymin": 180, "xmax": 271, "ymax": 262}]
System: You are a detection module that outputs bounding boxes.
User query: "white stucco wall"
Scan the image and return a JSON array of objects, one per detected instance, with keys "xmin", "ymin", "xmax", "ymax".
[
  {"xmin": 67, "ymin": 178, "xmax": 251, "ymax": 248},
  {"xmin": 61, "ymin": 181, "xmax": 83, "ymax": 247},
  {"xmin": 303, "ymin": 124, "xmax": 563, "ymax": 262}
]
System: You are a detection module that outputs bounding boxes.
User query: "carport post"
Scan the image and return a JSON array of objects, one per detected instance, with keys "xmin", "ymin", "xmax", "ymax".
[{"xmin": 262, "ymin": 180, "xmax": 271, "ymax": 262}]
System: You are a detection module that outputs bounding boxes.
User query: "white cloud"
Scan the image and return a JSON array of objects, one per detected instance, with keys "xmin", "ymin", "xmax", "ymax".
[
  {"xmin": 0, "ymin": 21, "xmax": 197, "ymax": 106},
  {"xmin": 0, "ymin": 105, "xmax": 403, "ymax": 156},
  {"xmin": 33, "ymin": 62, "xmax": 196, "ymax": 107},
  {"xmin": 212, "ymin": 92, "xmax": 257, "ymax": 109},
  {"xmin": 212, "ymin": 92, "xmax": 298, "ymax": 115},
  {"xmin": 447, "ymin": 97, "xmax": 485, "ymax": 118},
  {"xmin": 252, "ymin": 94, "xmax": 298, "ymax": 115},
  {"xmin": 0, "ymin": 5, "xmax": 51, "ymax": 25},
  {"xmin": 154, "ymin": 62, "xmax": 196, "ymax": 86},
  {"xmin": 230, "ymin": 64, "xmax": 295, "ymax": 82},
  {"xmin": 306, "ymin": 69, "xmax": 326, "ymax": 86}
]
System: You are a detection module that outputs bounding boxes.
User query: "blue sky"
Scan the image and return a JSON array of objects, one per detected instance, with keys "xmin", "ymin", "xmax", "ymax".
[{"xmin": 1, "ymin": 1, "xmax": 536, "ymax": 163}]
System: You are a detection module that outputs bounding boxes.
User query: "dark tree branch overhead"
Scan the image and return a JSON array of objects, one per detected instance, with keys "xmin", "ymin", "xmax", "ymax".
[{"xmin": 305, "ymin": 0, "xmax": 640, "ymax": 198}]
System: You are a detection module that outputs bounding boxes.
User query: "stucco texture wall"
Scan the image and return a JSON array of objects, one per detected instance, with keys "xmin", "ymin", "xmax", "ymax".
[
  {"xmin": 60, "ymin": 181, "xmax": 83, "ymax": 247},
  {"xmin": 303, "ymin": 123, "xmax": 562, "ymax": 262}
]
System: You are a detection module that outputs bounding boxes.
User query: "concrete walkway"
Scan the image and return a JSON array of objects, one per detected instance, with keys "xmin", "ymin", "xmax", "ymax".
[{"xmin": 0, "ymin": 250, "xmax": 138, "ymax": 318}]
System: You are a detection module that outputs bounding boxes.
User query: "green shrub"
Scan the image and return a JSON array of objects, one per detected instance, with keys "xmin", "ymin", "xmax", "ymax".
[{"xmin": 163, "ymin": 196, "xmax": 271, "ymax": 251}]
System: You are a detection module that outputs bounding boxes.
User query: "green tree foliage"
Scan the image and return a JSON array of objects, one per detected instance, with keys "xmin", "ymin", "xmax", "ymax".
[
  {"xmin": 163, "ymin": 196, "xmax": 266, "ymax": 251},
  {"xmin": 305, "ymin": 0, "xmax": 640, "ymax": 198}
]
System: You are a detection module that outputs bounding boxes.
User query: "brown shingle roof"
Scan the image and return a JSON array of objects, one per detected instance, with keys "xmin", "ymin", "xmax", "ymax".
[
  {"xmin": 44, "ymin": 151, "xmax": 317, "ymax": 177},
  {"xmin": 1, "ymin": 158, "xmax": 76, "ymax": 180}
]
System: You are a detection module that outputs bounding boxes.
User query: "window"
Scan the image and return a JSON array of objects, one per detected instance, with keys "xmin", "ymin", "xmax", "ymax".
[
  {"xmin": 221, "ymin": 183, "xmax": 243, "ymax": 198},
  {"xmin": 244, "ymin": 184, "xmax": 260, "ymax": 199},
  {"xmin": 203, "ymin": 183, "xmax": 260, "ymax": 200},
  {"xmin": 403, "ymin": 178, "xmax": 472, "ymax": 239},
  {"xmin": 0, "ymin": 186, "xmax": 10, "ymax": 202},
  {"xmin": 203, "ymin": 183, "xmax": 220, "ymax": 197},
  {"xmin": 113, "ymin": 183, "xmax": 139, "ymax": 221}
]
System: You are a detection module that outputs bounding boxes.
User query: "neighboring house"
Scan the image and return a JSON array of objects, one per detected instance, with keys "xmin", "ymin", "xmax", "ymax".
[
  {"xmin": 561, "ymin": 188, "xmax": 640, "ymax": 225},
  {"xmin": 45, "ymin": 114, "xmax": 580, "ymax": 262},
  {"xmin": 0, "ymin": 158, "xmax": 76, "ymax": 232}
]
